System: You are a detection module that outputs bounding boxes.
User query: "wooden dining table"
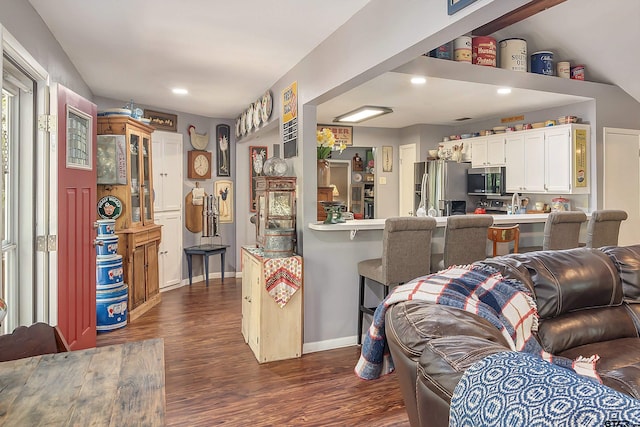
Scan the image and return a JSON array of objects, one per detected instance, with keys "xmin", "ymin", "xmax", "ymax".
[{"xmin": 0, "ymin": 338, "xmax": 166, "ymax": 426}]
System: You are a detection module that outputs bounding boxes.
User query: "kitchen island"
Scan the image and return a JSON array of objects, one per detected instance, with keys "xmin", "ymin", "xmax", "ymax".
[
  {"xmin": 303, "ymin": 213, "xmax": 587, "ymax": 352},
  {"xmin": 309, "ymin": 213, "xmax": 551, "ymax": 239}
]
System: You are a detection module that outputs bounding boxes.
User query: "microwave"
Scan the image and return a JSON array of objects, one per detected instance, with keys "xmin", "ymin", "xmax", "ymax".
[{"xmin": 467, "ymin": 167, "xmax": 506, "ymax": 196}]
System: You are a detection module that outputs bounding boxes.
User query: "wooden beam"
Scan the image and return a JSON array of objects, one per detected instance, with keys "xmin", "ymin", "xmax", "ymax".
[{"xmin": 473, "ymin": 0, "xmax": 567, "ymax": 36}]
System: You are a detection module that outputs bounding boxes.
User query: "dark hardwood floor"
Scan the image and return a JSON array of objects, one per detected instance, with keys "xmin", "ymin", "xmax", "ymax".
[{"xmin": 97, "ymin": 278, "xmax": 409, "ymax": 426}]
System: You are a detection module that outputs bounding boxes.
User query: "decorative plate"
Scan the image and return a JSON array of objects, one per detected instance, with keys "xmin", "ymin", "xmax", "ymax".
[
  {"xmin": 353, "ymin": 173, "xmax": 363, "ymax": 183},
  {"xmin": 240, "ymin": 112, "xmax": 247, "ymax": 136},
  {"xmin": 97, "ymin": 195, "xmax": 123, "ymax": 220},
  {"xmin": 261, "ymin": 91, "xmax": 273, "ymax": 122},
  {"xmin": 253, "ymin": 98, "xmax": 262, "ymax": 128},
  {"xmin": 235, "ymin": 117, "xmax": 241, "ymax": 138},
  {"xmin": 246, "ymin": 105, "xmax": 254, "ymax": 133}
]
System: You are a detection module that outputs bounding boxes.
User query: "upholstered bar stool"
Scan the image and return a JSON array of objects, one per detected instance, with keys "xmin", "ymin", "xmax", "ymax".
[
  {"xmin": 542, "ymin": 211, "xmax": 587, "ymax": 250},
  {"xmin": 585, "ymin": 209, "xmax": 628, "ymax": 248},
  {"xmin": 439, "ymin": 215, "xmax": 494, "ymax": 269},
  {"xmin": 357, "ymin": 216, "xmax": 437, "ymax": 345},
  {"xmin": 487, "ymin": 224, "xmax": 520, "ymax": 257}
]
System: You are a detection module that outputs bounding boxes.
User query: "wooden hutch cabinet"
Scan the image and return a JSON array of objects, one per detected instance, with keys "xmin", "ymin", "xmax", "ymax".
[{"xmin": 97, "ymin": 116, "xmax": 162, "ymax": 321}]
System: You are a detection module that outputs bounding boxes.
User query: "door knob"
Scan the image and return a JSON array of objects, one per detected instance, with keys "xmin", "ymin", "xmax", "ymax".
[{"xmin": 92, "ymin": 240, "xmax": 104, "ymax": 247}]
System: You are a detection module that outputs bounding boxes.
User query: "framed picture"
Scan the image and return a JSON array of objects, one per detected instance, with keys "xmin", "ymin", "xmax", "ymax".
[
  {"xmin": 249, "ymin": 146, "xmax": 268, "ymax": 212},
  {"xmin": 317, "ymin": 124, "xmax": 353, "ymax": 147},
  {"xmin": 448, "ymin": 0, "xmax": 478, "ymax": 15},
  {"xmin": 143, "ymin": 109, "xmax": 177, "ymax": 132},
  {"xmin": 216, "ymin": 124, "xmax": 231, "ymax": 177},
  {"xmin": 382, "ymin": 146, "xmax": 393, "ymax": 172},
  {"xmin": 214, "ymin": 180, "xmax": 234, "ymax": 223}
]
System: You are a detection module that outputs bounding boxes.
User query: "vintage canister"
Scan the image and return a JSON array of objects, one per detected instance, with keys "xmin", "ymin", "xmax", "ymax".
[
  {"xmin": 430, "ymin": 42, "xmax": 452, "ymax": 60},
  {"xmin": 472, "ymin": 36, "xmax": 496, "ymax": 67},
  {"xmin": 96, "ymin": 283, "xmax": 128, "ymax": 332},
  {"xmin": 96, "ymin": 235, "xmax": 118, "ymax": 258},
  {"xmin": 453, "ymin": 36, "xmax": 472, "ymax": 63},
  {"xmin": 262, "ymin": 228, "xmax": 295, "ymax": 258},
  {"xmin": 96, "ymin": 254, "xmax": 124, "ymax": 288},
  {"xmin": 499, "ymin": 38, "xmax": 527, "ymax": 72},
  {"xmin": 571, "ymin": 65, "xmax": 585, "ymax": 80},
  {"xmin": 531, "ymin": 51, "xmax": 554, "ymax": 75},
  {"xmin": 95, "ymin": 219, "xmax": 116, "ymax": 236},
  {"xmin": 557, "ymin": 61, "xmax": 571, "ymax": 78}
]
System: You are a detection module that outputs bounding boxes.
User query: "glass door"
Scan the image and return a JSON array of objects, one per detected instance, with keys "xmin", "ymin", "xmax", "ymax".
[
  {"xmin": 141, "ymin": 135, "xmax": 153, "ymax": 224},
  {"xmin": 129, "ymin": 132, "xmax": 141, "ymax": 224}
]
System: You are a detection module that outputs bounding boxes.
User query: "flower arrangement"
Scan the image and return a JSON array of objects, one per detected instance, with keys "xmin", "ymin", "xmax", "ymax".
[{"xmin": 317, "ymin": 128, "xmax": 346, "ymax": 160}]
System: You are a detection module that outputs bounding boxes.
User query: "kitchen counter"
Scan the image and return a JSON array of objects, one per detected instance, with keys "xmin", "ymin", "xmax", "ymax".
[{"xmin": 308, "ymin": 214, "xmax": 554, "ymax": 239}]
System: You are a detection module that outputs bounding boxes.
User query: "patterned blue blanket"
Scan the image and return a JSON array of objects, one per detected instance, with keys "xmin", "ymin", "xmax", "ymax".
[
  {"xmin": 450, "ymin": 351, "xmax": 640, "ymax": 426},
  {"xmin": 355, "ymin": 264, "xmax": 600, "ymax": 381}
]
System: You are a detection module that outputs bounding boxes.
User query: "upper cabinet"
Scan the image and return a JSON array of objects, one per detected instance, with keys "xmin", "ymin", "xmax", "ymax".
[
  {"xmin": 97, "ymin": 116, "xmax": 156, "ymax": 230},
  {"xmin": 471, "ymin": 135, "xmax": 506, "ymax": 168},
  {"xmin": 505, "ymin": 124, "xmax": 590, "ymax": 194},
  {"xmin": 152, "ymin": 131, "xmax": 183, "ymax": 212}
]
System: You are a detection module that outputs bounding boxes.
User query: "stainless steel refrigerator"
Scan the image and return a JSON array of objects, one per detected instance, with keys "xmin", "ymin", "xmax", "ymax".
[{"xmin": 414, "ymin": 160, "xmax": 471, "ymax": 216}]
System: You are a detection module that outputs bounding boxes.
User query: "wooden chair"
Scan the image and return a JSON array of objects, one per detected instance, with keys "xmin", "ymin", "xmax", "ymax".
[
  {"xmin": 0, "ymin": 322, "xmax": 70, "ymax": 362},
  {"xmin": 357, "ymin": 217, "xmax": 437, "ymax": 344},
  {"xmin": 487, "ymin": 224, "xmax": 520, "ymax": 257}
]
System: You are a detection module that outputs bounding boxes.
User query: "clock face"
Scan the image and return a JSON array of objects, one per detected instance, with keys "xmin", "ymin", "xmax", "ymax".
[{"xmin": 194, "ymin": 154, "xmax": 209, "ymax": 176}]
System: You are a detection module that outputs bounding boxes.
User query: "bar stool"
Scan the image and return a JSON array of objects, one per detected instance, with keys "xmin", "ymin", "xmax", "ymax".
[
  {"xmin": 357, "ymin": 216, "xmax": 437, "ymax": 345},
  {"xmin": 542, "ymin": 211, "xmax": 587, "ymax": 250},
  {"xmin": 585, "ymin": 210, "xmax": 628, "ymax": 248},
  {"xmin": 439, "ymin": 215, "xmax": 494, "ymax": 269},
  {"xmin": 487, "ymin": 224, "xmax": 520, "ymax": 257}
]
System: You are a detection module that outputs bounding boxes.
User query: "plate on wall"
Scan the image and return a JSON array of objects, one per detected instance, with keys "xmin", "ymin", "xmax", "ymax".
[
  {"xmin": 353, "ymin": 173, "xmax": 363, "ymax": 183},
  {"xmin": 97, "ymin": 195, "xmax": 123, "ymax": 220},
  {"xmin": 253, "ymin": 98, "xmax": 262, "ymax": 128},
  {"xmin": 235, "ymin": 117, "xmax": 241, "ymax": 138},
  {"xmin": 246, "ymin": 104, "xmax": 254, "ymax": 133},
  {"xmin": 261, "ymin": 90, "xmax": 273, "ymax": 122}
]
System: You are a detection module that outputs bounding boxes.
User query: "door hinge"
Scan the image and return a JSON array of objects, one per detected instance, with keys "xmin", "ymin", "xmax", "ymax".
[
  {"xmin": 36, "ymin": 235, "xmax": 57, "ymax": 252},
  {"xmin": 38, "ymin": 114, "xmax": 57, "ymax": 132}
]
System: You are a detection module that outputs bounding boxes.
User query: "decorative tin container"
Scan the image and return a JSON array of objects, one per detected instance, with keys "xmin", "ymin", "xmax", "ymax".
[
  {"xmin": 96, "ymin": 284, "xmax": 128, "ymax": 332},
  {"xmin": 263, "ymin": 228, "xmax": 295, "ymax": 258},
  {"xmin": 472, "ymin": 36, "xmax": 496, "ymax": 67},
  {"xmin": 499, "ymin": 38, "xmax": 527, "ymax": 72},
  {"xmin": 570, "ymin": 65, "xmax": 585, "ymax": 80},
  {"xmin": 96, "ymin": 235, "xmax": 118, "ymax": 258},
  {"xmin": 96, "ymin": 254, "xmax": 124, "ymax": 287},
  {"xmin": 453, "ymin": 36, "xmax": 472, "ymax": 63},
  {"xmin": 95, "ymin": 219, "xmax": 116, "ymax": 236},
  {"xmin": 531, "ymin": 51, "xmax": 554, "ymax": 75},
  {"xmin": 557, "ymin": 61, "xmax": 571, "ymax": 78}
]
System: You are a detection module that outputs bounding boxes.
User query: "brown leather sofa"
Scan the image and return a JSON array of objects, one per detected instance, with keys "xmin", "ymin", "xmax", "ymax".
[{"xmin": 386, "ymin": 245, "xmax": 640, "ymax": 427}]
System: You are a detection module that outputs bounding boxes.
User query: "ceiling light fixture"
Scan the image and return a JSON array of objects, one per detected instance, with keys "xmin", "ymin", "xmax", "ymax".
[
  {"xmin": 411, "ymin": 76, "xmax": 427, "ymax": 85},
  {"xmin": 172, "ymin": 88, "xmax": 189, "ymax": 95},
  {"xmin": 333, "ymin": 106, "xmax": 393, "ymax": 123},
  {"xmin": 497, "ymin": 87, "xmax": 512, "ymax": 95}
]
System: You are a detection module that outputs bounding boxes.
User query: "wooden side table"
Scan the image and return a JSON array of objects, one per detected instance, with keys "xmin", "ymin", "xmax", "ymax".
[{"xmin": 184, "ymin": 244, "xmax": 230, "ymax": 286}]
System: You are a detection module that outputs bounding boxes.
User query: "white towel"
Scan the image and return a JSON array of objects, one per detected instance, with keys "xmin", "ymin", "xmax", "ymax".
[{"xmin": 191, "ymin": 187, "xmax": 205, "ymax": 205}]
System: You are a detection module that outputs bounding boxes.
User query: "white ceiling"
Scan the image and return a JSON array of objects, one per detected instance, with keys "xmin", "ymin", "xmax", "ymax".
[
  {"xmin": 27, "ymin": 0, "xmax": 371, "ymax": 118},
  {"xmin": 28, "ymin": 0, "xmax": 640, "ymax": 127}
]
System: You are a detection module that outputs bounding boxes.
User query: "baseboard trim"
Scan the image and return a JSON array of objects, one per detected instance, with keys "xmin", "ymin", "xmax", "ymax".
[{"xmin": 303, "ymin": 336, "xmax": 357, "ymax": 354}]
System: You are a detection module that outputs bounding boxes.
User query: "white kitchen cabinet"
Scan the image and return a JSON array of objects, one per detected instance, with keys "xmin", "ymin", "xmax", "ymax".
[
  {"xmin": 241, "ymin": 247, "xmax": 302, "ymax": 363},
  {"xmin": 471, "ymin": 135, "xmax": 506, "ymax": 168},
  {"xmin": 155, "ymin": 211, "xmax": 183, "ymax": 290},
  {"xmin": 505, "ymin": 124, "xmax": 590, "ymax": 194},
  {"xmin": 152, "ymin": 131, "xmax": 183, "ymax": 212}
]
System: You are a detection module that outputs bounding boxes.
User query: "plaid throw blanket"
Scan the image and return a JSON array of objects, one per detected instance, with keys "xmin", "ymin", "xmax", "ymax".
[{"xmin": 354, "ymin": 264, "xmax": 600, "ymax": 381}]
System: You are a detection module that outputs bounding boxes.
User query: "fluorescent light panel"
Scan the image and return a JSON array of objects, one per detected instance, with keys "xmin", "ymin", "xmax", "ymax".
[{"xmin": 334, "ymin": 106, "xmax": 393, "ymax": 123}]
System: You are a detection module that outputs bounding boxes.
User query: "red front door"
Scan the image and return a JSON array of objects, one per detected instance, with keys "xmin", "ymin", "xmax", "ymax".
[{"xmin": 55, "ymin": 83, "xmax": 97, "ymax": 350}]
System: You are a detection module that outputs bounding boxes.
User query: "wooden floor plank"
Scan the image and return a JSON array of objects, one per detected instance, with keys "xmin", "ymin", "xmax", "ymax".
[{"xmin": 97, "ymin": 279, "xmax": 409, "ymax": 426}]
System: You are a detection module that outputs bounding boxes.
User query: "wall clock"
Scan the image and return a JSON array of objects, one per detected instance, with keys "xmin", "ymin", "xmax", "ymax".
[{"xmin": 187, "ymin": 150, "xmax": 212, "ymax": 179}]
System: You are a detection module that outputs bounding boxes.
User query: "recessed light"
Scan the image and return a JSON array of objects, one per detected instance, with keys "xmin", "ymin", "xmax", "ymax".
[
  {"xmin": 411, "ymin": 76, "xmax": 427, "ymax": 85},
  {"xmin": 497, "ymin": 87, "xmax": 512, "ymax": 95},
  {"xmin": 172, "ymin": 88, "xmax": 188, "ymax": 95}
]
